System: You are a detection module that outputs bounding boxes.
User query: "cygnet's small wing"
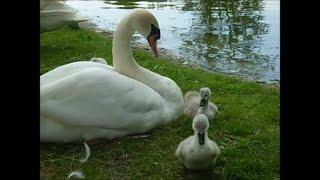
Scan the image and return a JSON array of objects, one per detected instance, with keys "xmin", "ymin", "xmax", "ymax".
[
  {"xmin": 184, "ymin": 91, "xmax": 200, "ymax": 103},
  {"xmin": 208, "ymin": 102, "xmax": 218, "ymax": 119},
  {"xmin": 175, "ymin": 137, "xmax": 191, "ymax": 160},
  {"xmin": 208, "ymin": 139, "xmax": 220, "ymax": 164},
  {"xmin": 184, "ymin": 91, "xmax": 200, "ymax": 117}
]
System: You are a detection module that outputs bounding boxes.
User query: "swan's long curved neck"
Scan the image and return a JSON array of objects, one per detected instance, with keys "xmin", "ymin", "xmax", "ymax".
[
  {"xmin": 112, "ymin": 16, "xmax": 160, "ymax": 89},
  {"xmin": 112, "ymin": 14, "xmax": 169, "ymax": 96},
  {"xmin": 112, "ymin": 16, "xmax": 139, "ymax": 75},
  {"xmin": 112, "ymin": 12, "xmax": 183, "ymax": 116}
]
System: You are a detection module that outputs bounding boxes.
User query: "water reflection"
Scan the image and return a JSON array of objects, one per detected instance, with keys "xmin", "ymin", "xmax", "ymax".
[
  {"xmin": 179, "ymin": 0, "xmax": 275, "ymax": 82},
  {"xmin": 67, "ymin": 0, "xmax": 279, "ymax": 84},
  {"xmin": 103, "ymin": 0, "xmax": 139, "ymax": 9}
]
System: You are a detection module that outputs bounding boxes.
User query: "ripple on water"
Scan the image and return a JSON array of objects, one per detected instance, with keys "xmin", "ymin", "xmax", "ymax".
[{"xmin": 67, "ymin": 0, "xmax": 279, "ymax": 84}]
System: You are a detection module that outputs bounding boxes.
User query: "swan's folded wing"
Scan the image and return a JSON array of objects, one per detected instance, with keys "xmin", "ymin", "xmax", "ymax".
[
  {"xmin": 41, "ymin": 61, "xmax": 112, "ymax": 86},
  {"xmin": 41, "ymin": 67, "xmax": 165, "ymax": 131}
]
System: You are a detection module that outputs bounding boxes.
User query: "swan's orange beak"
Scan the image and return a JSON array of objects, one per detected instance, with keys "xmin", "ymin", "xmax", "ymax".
[{"xmin": 148, "ymin": 35, "xmax": 158, "ymax": 57}]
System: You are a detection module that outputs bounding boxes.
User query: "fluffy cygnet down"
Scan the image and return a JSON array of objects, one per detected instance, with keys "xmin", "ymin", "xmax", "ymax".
[
  {"xmin": 184, "ymin": 87, "xmax": 218, "ymax": 120},
  {"xmin": 175, "ymin": 114, "xmax": 220, "ymax": 171}
]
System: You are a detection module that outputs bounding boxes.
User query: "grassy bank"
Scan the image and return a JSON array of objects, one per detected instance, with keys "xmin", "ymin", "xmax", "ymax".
[{"xmin": 40, "ymin": 27, "xmax": 279, "ymax": 179}]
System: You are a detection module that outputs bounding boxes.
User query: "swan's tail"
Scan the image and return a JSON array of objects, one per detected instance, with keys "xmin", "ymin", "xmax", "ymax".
[{"xmin": 79, "ymin": 142, "xmax": 91, "ymax": 163}]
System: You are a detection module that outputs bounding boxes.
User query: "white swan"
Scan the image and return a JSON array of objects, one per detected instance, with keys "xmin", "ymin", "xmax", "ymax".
[
  {"xmin": 175, "ymin": 114, "xmax": 220, "ymax": 171},
  {"xmin": 40, "ymin": 0, "xmax": 88, "ymax": 33},
  {"xmin": 183, "ymin": 87, "xmax": 218, "ymax": 120},
  {"xmin": 40, "ymin": 9, "xmax": 184, "ymax": 143}
]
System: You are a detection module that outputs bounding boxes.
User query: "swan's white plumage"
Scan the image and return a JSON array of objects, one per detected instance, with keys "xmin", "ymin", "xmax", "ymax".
[
  {"xmin": 41, "ymin": 67, "xmax": 168, "ymax": 130},
  {"xmin": 40, "ymin": 9, "xmax": 184, "ymax": 143},
  {"xmin": 40, "ymin": 61, "xmax": 111, "ymax": 86},
  {"xmin": 40, "ymin": 0, "xmax": 88, "ymax": 33},
  {"xmin": 90, "ymin": 57, "xmax": 108, "ymax": 64}
]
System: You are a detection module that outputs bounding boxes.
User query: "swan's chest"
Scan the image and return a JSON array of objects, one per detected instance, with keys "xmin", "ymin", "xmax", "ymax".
[{"xmin": 187, "ymin": 146, "xmax": 214, "ymax": 161}]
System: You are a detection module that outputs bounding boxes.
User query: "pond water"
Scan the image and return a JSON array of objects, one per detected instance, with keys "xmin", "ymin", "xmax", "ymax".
[{"xmin": 66, "ymin": 0, "xmax": 279, "ymax": 84}]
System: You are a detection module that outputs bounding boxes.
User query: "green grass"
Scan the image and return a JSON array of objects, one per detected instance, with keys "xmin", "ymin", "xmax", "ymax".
[{"xmin": 40, "ymin": 26, "xmax": 279, "ymax": 180}]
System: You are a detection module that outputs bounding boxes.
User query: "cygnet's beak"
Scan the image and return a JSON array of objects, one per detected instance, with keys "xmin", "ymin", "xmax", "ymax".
[
  {"xmin": 200, "ymin": 97, "xmax": 207, "ymax": 107},
  {"xmin": 198, "ymin": 132, "xmax": 205, "ymax": 145},
  {"xmin": 147, "ymin": 34, "xmax": 158, "ymax": 57}
]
